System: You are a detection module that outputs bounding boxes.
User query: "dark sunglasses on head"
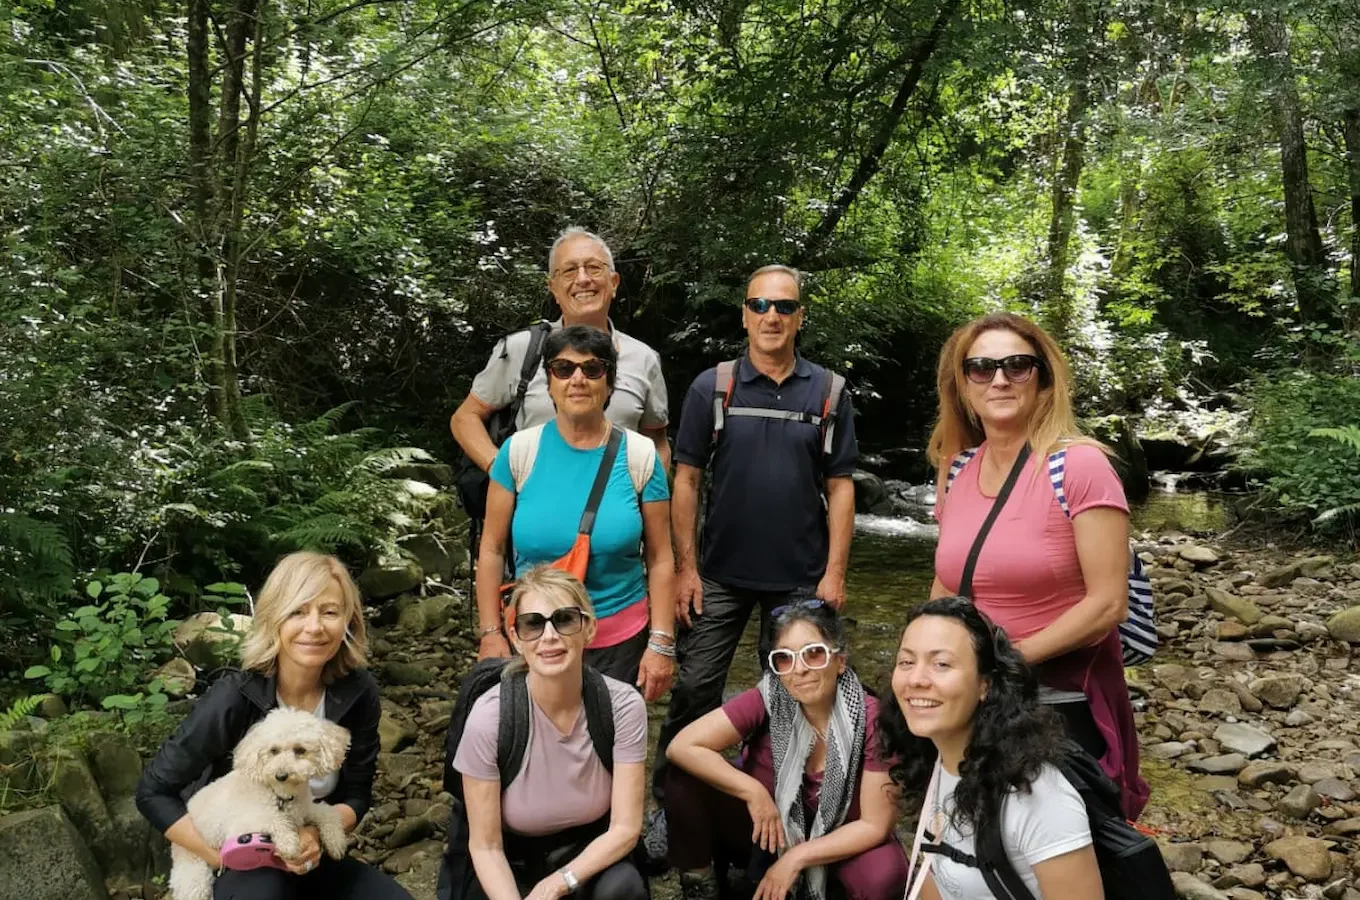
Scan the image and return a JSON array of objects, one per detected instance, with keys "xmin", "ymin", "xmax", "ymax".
[
  {"xmin": 768, "ymin": 642, "xmax": 838, "ymax": 674},
  {"xmin": 513, "ymin": 606, "xmax": 588, "ymax": 640},
  {"xmin": 546, "ymin": 358, "xmax": 611, "ymax": 380},
  {"xmin": 745, "ymin": 297, "xmax": 802, "ymax": 316},
  {"xmin": 962, "ymin": 354, "xmax": 1043, "ymax": 385},
  {"xmin": 771, "ymin": 598, "xmax": 828, "ymax": 618}
]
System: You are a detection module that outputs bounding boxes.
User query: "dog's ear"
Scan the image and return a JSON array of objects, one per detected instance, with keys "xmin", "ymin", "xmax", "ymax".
[
  {"xmin": 233, "ymin": 716, "xmax": 274, "ymax": 777},
  {"xmin": 315, "ymin": 720, "xmax": 351, "ymax": 773}
]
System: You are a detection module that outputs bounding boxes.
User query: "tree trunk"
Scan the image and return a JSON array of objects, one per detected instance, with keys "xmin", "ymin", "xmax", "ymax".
[
  {"xmin": 1247, "ymin": 11, "xmax": 1332, "ymax": 325},
  {"xmin": 187, "ymin": 0, "xmax": 226, "ymax": 426},
  {"xmin": 793, "ymin": 0, "xmax": 961, "ymax": 267},
  {"xmin": 1041, "ymin": 0, "xmax": 1093, "ymax": 346},
  {"xmin": 1344, "ymin": 108, "xmax": 1360, "ymax": 308}
]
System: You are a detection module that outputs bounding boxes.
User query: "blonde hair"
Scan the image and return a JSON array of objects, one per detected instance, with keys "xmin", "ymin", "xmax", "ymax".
[
  {"xmin": 504, "ymin": 566, "xmax": 596, "ymax": 674},
  {"xmin": 239, "ymin": 552, "xmax": 368, "ymax": 682},
  {"xmin": 926, "ymin": 312, "xmax": 1105, "ymax": 477}
]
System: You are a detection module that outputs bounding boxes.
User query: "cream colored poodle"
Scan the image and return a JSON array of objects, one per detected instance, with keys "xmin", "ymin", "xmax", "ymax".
[{"xmin": 169, "ymin": 707, "xmax": 352, "ymax": 900}]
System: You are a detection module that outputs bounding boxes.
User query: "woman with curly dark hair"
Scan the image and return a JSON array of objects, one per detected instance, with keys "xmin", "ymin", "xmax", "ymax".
[{"xmin": 881, "ymin": 597, "xmax": 1102, "ymax": 900}]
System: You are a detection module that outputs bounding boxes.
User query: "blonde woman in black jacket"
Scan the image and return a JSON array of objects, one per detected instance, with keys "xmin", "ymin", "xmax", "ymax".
[{"xmin": 136, "ymin": 552, "xmax": 412, "ymax": 900}]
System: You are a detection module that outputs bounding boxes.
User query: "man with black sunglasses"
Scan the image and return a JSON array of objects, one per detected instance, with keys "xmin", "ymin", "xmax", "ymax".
[{"xmin": 644, "ymin": 264, "xmax": 858, "ymax": 862}]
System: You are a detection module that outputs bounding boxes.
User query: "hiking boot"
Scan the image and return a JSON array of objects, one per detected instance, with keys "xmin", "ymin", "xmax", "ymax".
[
  {"xmin": 641, "ymin": 809, "xmax": 669, "ymax": 872},
  {"xmin": 679, "ymin": 870, "xmax": 720, "ymax": 900}
]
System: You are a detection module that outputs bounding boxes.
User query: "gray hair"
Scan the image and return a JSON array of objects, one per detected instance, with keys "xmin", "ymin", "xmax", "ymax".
[
  {"xmin": 746, "ymin": 264, "xmax": 803, "ymax": 300},
  {"xmin": 548, "ymin": 227, "xmax": 615, "ymax": 274}
]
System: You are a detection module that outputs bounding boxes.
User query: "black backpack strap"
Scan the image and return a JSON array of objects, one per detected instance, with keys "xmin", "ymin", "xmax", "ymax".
[
  {"xmin": 975, "ymin": 812, "xmax": 1039, "ymax": 900},
  {"xmin": 581, "ymin": 667, "xmax": 616, "ymax": 773},
  {"xmin": 510, "ymin": 321, "xmax": 552, "ymax": 421},
  {"xmin": 496, "ymin": 668, "xmax": 532, "ymax": 787},
  {"xmin": 958, "ymin": 443, "xmax": 1031, "ymax": 598},
  {"xmin": 578, "ymin": 426, "xmax": 624, "ymax": 536}
]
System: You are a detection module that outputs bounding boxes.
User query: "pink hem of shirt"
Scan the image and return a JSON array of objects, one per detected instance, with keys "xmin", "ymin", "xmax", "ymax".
[{"xmin": 588, "ymin": 598, "xmax": 648, "ymax": 648}]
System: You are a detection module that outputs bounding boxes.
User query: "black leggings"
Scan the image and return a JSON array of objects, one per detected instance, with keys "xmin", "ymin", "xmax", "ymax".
[
  {"xmin": 503, "ymin": 819, "xmax": 648, "ymax": 900},
  {"xmin": 213, "ymin": 856, "xmax": 413, "ymax": 899},
  {"xmin": 1050, "ymin": 699, "xmax": 1106, "ymax": 759}
]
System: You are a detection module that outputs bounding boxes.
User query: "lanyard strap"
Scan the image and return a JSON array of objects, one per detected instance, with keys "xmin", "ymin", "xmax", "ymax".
[
  {"xmin": 904, "ymin": 760, "xmax": 943, "ymax": 900},
  {"xmin": 958, "ymin": 444, "xmax": 1032, "ymax": 599}
]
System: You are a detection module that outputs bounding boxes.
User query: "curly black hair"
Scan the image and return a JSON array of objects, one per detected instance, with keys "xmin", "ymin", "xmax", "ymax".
[
  {"xmin": 770, "ymin": 599, "xmax": 848, "ymax": 661},
  {"xmin": 876, "ymin": 596, "xmax": 1067, "ymax": 840}
]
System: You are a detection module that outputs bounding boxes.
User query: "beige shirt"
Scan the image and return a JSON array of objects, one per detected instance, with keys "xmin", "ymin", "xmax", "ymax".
[{"xmin": 469, "ymin": 318, "xmax": 669, "ymax": 431}]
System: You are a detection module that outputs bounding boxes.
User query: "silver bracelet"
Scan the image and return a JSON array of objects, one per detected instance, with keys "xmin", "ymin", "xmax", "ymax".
[
  {"xmin": 478, "ymin": 624, "xmax": 501, "ymax": 638},
  {"xmin": 646, "ymin": 640, "xmax": 677, "ymax": 658},
  {"xmin": 648, "ymin": 629, "xmax": 675, "ymax": 642}
]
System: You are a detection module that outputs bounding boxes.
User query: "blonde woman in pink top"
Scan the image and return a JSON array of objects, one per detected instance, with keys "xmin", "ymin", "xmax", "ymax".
[{"xmin": 925, "ymin": 313, "xmax": 1148, "ymax": 820}]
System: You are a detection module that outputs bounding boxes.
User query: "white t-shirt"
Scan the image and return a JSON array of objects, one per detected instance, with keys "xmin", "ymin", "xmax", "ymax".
[
  {"xmin": 276, "ymin": 693, "xmax": 339, "ymax": 800},
  {"xmin": 927, "ymin": 763, "xmax": 1091, "ymax": 900}
]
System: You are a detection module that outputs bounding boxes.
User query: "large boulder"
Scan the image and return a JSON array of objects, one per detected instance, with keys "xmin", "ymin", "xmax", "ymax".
[
  {"xmin": 1205, "ymin": 587, "xmax": 1262, "ymax": 625},
  {"xmin": 1326, "ymin": 605, "xmax": 1360, "ymax": 642},
  {"xmin": 358, "ymin": 559, "xmax": 424, "ymax": 600},
  {"xmin": 394, "ymin": 595, "xmax": 457, "ymax": 635},
  {"xmin": 0, "ymin": 806, "xmax": 109, "ymax": 900},
  {"xmin": 43, "ymin": 746, "xmax": 112, "ymax": 841},
  {"xmin": 86, "ymin": 731, "xmax": 142, "ymax": 798},
  {"xmin": 851, "ymin": 470, "xmax": 892, "ymax": 515},
  {"xmin": 398, "ymin": 534, "xmax": 456, "ymax": 585},
  {"xmin": 174, "ymin": 612, "xmax": 251, "ymax": 669}
]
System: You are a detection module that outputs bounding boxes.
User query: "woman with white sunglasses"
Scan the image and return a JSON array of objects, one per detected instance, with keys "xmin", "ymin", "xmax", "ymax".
[{"xmin": 662, "ymin": 600, "xmax": 907, "ymax": 900}]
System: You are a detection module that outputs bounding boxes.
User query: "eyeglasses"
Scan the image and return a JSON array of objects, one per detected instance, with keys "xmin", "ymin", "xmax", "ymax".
[
  {"xmin": 744, "ymin": 297, "xmax": 801, "ymax": 316},
  {"xmin": 768, "ymin": 642, "xmax": 839, "ymax": 675},
  {"xmin": 546, "ymin": 358, "xmax": 611, "ymax": 380},
  {"xmin": 513, "ymin": 607, "xmax": 588, "ymax": 641},
  {"xmin": 771, "ymin": 598, "xmax": 828, "ymax": 618},
  {"xmin": 552, "ymin": 262, "xmax": 610, "ymax": 284},
  {"xmin": 962, "ymin": 354, "xmax": 1043, "ymax": 385}
]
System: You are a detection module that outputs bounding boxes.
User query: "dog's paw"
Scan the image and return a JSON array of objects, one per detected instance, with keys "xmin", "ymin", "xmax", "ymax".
[
  {"xmin": 320, "ymin": 823, "xmax": 349, "ymax": 860},
  {"xmin": 272, "ymin": 831, "xmax": 302, "ymax": 859}
]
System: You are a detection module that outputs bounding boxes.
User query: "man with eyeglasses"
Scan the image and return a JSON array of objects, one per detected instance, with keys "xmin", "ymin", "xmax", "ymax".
[
  {"xmin": 644, "ymin": 264, "xmax": 858, "ymax": 863},
  {"xmin": 451, "ymin": 227, "xmax": 670, "ymax": 471}
]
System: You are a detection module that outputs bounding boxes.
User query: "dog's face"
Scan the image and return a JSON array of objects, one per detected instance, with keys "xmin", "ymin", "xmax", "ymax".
[{"xmin": 234, "ymin": 708, "xmax": 352, "ymax": 790}]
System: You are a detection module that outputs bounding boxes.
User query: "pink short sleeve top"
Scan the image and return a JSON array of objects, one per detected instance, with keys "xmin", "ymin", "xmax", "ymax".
[{"xmin": 934, "ymin": 442, "xmax": 1128, "ymax": 640}]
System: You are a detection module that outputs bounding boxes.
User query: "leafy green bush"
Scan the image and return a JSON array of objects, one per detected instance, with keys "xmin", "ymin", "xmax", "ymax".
[
  {"xmin": 23, "ymin": 573, "xmax": 180, "ymax": 711},
  {"xmin": 1242, "ymin": 373, "xmax": 1360, "ymax": 530}
]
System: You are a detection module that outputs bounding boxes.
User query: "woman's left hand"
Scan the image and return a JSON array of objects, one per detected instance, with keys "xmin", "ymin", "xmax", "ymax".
[
  {"xmin": 753, "ymin": 849, "xmax": 805, "ymax": 900},
  {"xmin": 280, "ymin": 824, "xmax": 322, "ymax": 875},
  {"xmin": 636, "ymin": 648, "xmax": 675, "ymax": 702},
  {"xmin": 525, "ymin": 872, "xmax": 571, "ymax": 900}
]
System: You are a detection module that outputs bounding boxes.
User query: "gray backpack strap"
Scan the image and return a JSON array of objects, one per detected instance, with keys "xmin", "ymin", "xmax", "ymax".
[
  {"xmin": 495, "ymin": 668, "xmax": 532, "ymax": 786},
  {"xmin": 711, "ymin": 360, "xmax": 738, "ymax": 444},
  {"xmin": 820, "ymin": 371, "xmax": 847, "ymax": 455}
]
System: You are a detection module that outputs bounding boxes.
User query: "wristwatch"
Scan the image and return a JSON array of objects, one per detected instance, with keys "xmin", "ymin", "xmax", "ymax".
[{"xmin": 559, "ymin": 869, "xmax": 579, "ymax": 893}]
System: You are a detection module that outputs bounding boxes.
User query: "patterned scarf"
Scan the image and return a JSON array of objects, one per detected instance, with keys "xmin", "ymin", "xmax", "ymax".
[{"xmin": 759, "ymin": 669, "xmax": 867, "ymax": 900}]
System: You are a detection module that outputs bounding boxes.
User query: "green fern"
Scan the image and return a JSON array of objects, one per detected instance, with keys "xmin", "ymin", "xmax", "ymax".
[
  {"xmin": 0, "ymin": 696, "xmax": 43, "ymax": 734},
  {"xmin": 1310, "ymin": 426, "xmax": 1360, "ymax": 455},
  {"xmin": 362, "ymin": 447, "xmax": 437, "ymax": 473},
  {"xmin": 274, "ymin": 513, "xmax": 374, "ymax": 553},
  {"xmin": 0, "ymin": 513, "xmax": 74, "ymax": 602}
]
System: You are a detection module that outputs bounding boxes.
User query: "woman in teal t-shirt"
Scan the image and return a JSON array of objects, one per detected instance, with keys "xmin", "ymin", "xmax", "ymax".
[{"xmin": 475, "ymin": 325, "xmax": 677, "ymax": 701}]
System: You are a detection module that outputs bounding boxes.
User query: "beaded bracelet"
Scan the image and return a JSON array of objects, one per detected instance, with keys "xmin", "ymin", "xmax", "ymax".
[
  {"xmin": 478, "ymin": 624, "xmax": 502, "ymax": 638},
  {"xmin": 646, "ymin": 640, "xmax": 677, "ymax": 658}
]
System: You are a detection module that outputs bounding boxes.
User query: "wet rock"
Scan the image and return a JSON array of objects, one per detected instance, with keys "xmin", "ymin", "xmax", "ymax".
[
  {"xmin": 1214, "ymin": 723, "xmax": 1276, "ymax": 758},
  {"xmin": 1180, "ymin": 546, "xmax": 1222, "ymax": 567},
  {"xmin": 1189, "ymin": 754, "xmax": 1248, "ymax": 775},
  {"xmin": 1313, "ymin": 777, "xmax": 1356, "ymax": 802},
  {"xmin": 1207, "ymin": 588, "xmax": 1263, "ymax": 625},
  {"xmin": 1263, "ymin": 834, "xmax": 1333, "ymax": 881},
  {"xmin": 1248, "ymin": 674, "xmax": 1307, "ymax": 710},
  {"xmin": 1170, "ymin": 872, "xmax": 1231, "ymax": 900},
  {"xmin": 1205, "ymin": 840, "xmax": 1253, "ymax": 865},
  {"xmin": 1160, "ymin": 841, "xmax": 1204, "ymax": 872},
  {"xmin": 1258, "ymin": 563, "xmax": 1303, "ymax": 589},
  {"xmin": 1278, "ymin": 783, "xmax": 1321, "ymax": 819},
  {"xmin": 1325, "ymin": 606, "xmax": 1360, "ymax": 643},
  {"xmin": 1238, "ymin": 761, "xmax": 1295, "ymax": 788},
  {"xmin": 1220, "ymin": 862, "xmax": 1266, "ymax": 887}
]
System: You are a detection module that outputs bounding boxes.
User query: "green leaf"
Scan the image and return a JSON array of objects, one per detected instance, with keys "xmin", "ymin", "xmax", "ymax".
[
  {"xmin": 101, "ymin": 694, "xmax": 142, "ymax": 710},
  {"xmin": 50, "ymin": 646, "xmax": 61, "ymax": 664},
  {"xmin": 86, "ymin": 581, "xmax": 103, "ymax": 599},
  {"xmin": 55, "ymin": 620, "xmax": 80, "ymax": 631},
  {"xmin": 133, "ymin": 577, "xmax": 160, "ymax": 597},
  {"xmin": 24, "ymin": 665, "xmax": 51, "ymax": 679},
  {"xmin": 204, "ymin": 582, "xmax": 247, "ymax": 596}
]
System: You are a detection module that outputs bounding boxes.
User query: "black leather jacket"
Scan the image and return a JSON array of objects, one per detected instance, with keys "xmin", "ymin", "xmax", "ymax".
[{"xmin": 135, "ymin": 667, "xmax": 382, "ymax": 834}]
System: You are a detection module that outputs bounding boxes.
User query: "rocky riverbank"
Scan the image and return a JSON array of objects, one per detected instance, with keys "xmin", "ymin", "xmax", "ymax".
[{"xmin": 4, "ymin": 529, "xmax": 1359, "ymax": 900}]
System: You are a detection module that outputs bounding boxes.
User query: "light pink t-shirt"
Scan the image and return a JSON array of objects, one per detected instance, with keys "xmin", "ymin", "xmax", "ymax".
[
  {"xmin": 452, "ymin": 675, "xmax": 647, "ymax": 836},
  {"xmin": 934, "ymin": 443, "xmax": 1128, "ymax": 640}
]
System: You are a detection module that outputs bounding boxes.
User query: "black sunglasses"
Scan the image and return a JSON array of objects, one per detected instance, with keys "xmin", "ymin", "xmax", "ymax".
[
  {"xmin": 546, "ymin": 358, "xmax": 611, "ymax": 380},
  {"xmin": 513, "ymin": 607, "xmax": 588, "ymax": 641},
  {"xmin": 745, "ymin": 297, "xmax": 802, "ymax": 316},
  {"xmin": 962, "ymin": 354, "xmax": 1043, "ymax": 385}
]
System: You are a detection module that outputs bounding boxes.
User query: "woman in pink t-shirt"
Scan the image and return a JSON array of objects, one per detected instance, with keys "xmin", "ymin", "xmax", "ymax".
[{"xmin": 925, "ymin": 312, "xmax": 1148, "ymax": 820}]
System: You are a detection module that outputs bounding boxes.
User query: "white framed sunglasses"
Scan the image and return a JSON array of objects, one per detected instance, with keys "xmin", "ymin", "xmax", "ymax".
[{"xmin": 768, "ymin": 642, "xmax": 839, "ymax": 675}]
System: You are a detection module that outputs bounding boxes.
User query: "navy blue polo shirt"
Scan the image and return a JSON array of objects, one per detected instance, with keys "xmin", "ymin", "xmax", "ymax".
[{"xmin": 674, "ymin": 354, "xmax": 858, "ymax": 591}]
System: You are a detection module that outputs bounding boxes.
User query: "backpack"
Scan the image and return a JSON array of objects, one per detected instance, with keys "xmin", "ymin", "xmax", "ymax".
[
  {"xmin": 945, "ymin": 446, "xmax": 1158, "ymax": 666},
  {"xmin": 437, "ymin": 658, "xmax": 616, "ymax": 900},
  {"xmin": 710, "ymin": 357, "xmax": 847, "ymax": 458},
  {"xmin": 453, "ymin": 321, "xmax": 553, "ymax": 523},
  {"xmin": 922, "ymin": 745, "xmax": 1175, "ymax": 900},
  {"xmin": 506, "ymin": 423, "xmax": 657, "ymax": 496}
]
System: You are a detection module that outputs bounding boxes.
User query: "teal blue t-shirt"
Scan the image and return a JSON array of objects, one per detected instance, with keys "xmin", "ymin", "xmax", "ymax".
[{"xmin": 490, "ymin": 422, "xmax": 669, "ymax": 619}]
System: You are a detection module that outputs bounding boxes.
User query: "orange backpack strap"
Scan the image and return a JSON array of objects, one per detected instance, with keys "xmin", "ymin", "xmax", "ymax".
[{"xmin": 711, "ymin": 359, "xmax": 739, "ymax": 444}]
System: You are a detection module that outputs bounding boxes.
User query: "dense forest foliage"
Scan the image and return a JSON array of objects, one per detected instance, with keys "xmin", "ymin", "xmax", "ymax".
[{"xmin": 2, "ymin": 0, "xmax": 1359, "ymax": 696}]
